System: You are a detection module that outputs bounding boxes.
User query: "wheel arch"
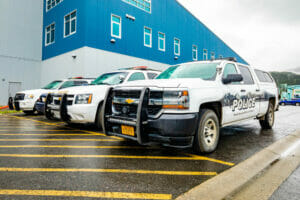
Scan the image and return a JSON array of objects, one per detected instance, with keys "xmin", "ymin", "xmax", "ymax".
[{"xmin": 199, "ymin": 101, "xmax": 222, "ymax": 124}]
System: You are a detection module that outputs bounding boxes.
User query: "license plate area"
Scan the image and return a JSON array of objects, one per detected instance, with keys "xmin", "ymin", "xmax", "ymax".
[{"xmin": 121, "ymin": 125, "xmax": 135, "ymax": 137}]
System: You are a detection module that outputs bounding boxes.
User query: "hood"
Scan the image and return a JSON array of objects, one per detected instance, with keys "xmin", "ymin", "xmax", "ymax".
[
  {"xmin": 121, "ymin": 78, "xmax": 216, "ymax": 89},
  {"xmin": 58, "ymin": 85, "xmax": 109, "ymax": 95},
  {"xmin": 17, "ymin": 89, "xmax": 52, "ymax": 96}
]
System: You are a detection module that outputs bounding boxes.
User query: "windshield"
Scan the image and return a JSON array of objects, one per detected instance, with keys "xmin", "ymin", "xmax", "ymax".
[
  {"xmin": 60, "ymin": 81, "xmax": 88, "ymax": 89},
  {"xmin": 156, "ymin": 63, "xmax": 219, "ymax": 80},
  {"xmin": 91, "ymin": 72, "xmax": 128, "ymax": 85},
  {"xmin": 42, "ymin": 81, "xmax": 62, "ymax": 89}
]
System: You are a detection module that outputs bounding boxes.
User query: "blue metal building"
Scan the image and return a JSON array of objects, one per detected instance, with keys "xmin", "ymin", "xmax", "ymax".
[{"xmin": 40, "ymin": 0, "xmax": 247, "ymax": 85}]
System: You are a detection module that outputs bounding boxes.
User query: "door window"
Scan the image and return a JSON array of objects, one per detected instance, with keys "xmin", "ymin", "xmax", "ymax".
[
  {"xmin": 128, "ymin": 72, "xmax": 146, "ymax": 81},
  {"xmin": 223, "ymin": 63, "xmax": 238, "ymax": 79},
  {"xmin": 238, "ymin": 65, "xmax": 254, "ymax": 85}
]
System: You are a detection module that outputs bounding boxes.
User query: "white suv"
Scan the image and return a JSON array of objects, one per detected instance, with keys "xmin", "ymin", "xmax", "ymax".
[
  {"xmin": 9, "ymin": 78, "xmax": 94, "ymax": 114},
  {"xmin": 45, "ymin": 67, "xmax": 160, "ymax": 127}
]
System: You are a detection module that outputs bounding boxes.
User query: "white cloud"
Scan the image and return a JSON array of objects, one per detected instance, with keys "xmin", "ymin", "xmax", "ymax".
[{"xmin": 177, "ymin": 0, "xmax": 300, "ymax": 72}]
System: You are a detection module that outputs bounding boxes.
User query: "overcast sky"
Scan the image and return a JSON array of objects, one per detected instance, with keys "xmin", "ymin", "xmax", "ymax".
[{"xmin": 177, "ymin": 0, "xmax": 300, "ymax": 72}]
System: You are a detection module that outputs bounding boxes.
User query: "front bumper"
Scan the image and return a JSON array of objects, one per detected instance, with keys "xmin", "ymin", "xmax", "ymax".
[
  {"xmin": 14, "ymin": 100, "xmax": 35, "ymax": 111},
  {"xmin": 66, "ymin": 104, "xmax": 97, "ymax": 123}
]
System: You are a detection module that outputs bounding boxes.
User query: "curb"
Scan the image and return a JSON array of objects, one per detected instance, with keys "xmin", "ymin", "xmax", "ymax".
[
  {"xmin": 176, "ymin": 130, "xmax": 300, "ymax": 200},
  {"xmin": 0, "ymin": 106, "xmax": 9, "ymax": 110}
]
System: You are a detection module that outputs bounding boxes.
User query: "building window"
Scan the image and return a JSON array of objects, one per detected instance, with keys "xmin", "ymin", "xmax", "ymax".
[
  {"xmin": 122, "ymin": 0, "xmax": 151, "ymax": 13},
  {"xmin": 219, "ymin": 55, "xmax": 223, "ymax": 59},
  {"xmin": 111, "ymin": 15, "xmax": 121, "ymax": 39},
  {"xmin": 64, "ymin": 10, "xmax": 77, "ymax": 37},
  {"xmin": 203, "ymin": 49, "xmax": 208, "ymax": 60},
  {"xmin": 192, "ymin": 45, "xmax": 198, "ymax": 61},
  {"xmin": 45, "ymin": 23, "xmax": 55, "ymax": 46},
  {"xmin": 174, "ymin": 38, "xmax": 180, "ymax": 56},
  {"xmin": 211, "ymin": 52, "xmax": 215, "ymax": 59},
  {"xmin": 158, "ymin": 32, "xmax": 165, "ymax": 51},
  {"xmin": 144, "ymin": 27, "xmax": 152, "ymax": 48},
  {"xmin": 46, "ymin": 0, "xmax": 63, "ymax": 12}
]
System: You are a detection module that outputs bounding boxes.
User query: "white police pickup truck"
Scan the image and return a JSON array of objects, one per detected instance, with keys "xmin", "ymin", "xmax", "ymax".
[
  {"xmin": 102, "ymin": 58, "xmax": 278, "ymax": 153},
  {"xmin": 8, "ymin": 78, "xmax": 94, "ymax": 114},
  {"xmin": 45, "ymin": 67, "xmax": 160, "ymax": 127}
]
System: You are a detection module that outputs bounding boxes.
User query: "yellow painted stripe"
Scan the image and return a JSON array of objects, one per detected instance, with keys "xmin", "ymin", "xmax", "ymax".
[
  {"xmin": 0, "ymin": 139, "xmax": 118, "ymax": 142},
  {"xmin": 0, "ymin": 153, "xmax": 234, "ymax": 165},
  {"xmin": 186, "ymin": 153, "xmax": 235, "ymax": 166},
  {"xmin": 0, "ymin": 145, "xmax": 144, "ymax": 149},
  {"xmin": 8, "ymin": 115, "xmax": 122, "ymax": 140},
  {"xmin": 0, "ymin": 167, "xmax": 217, "ymax": 176},
  {"xmin": 0, "ymin": 133, "xmax": 101, "ymax": 136},
  {"xmin": 0, "ymin": 189, "xmax": 172, "ymax": 199}
]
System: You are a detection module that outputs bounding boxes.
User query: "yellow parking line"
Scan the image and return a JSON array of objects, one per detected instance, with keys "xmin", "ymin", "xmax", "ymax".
[
  {"xmin": 0, "ymin": 130, "xmax": 89, "ymax": 132},
  {"xmin": 0, "ymin": 133, "xmax": 102, "ymax": 136},
  {"xmin": 0, "ymin": 189, "xmax": 172, "ymax": 200},
  {"xmin": 8, "ymin": 115, "xmax": 122, "ymax": 139},
  {"xmin": 0, "ymin": 139, "xmax": 118, "ymax": 142},
  {"xmin": 0, "ymin": 167, "xmax": 217, "ymax": 176},
  {"xmin": 186, "ymin": 153, "xmax": 235, "ymax": 166},
  {"xmin": 0, "ymin": 153, "xmax": 234, "ymax": 165},
  {"xmin": 0, "ymin": 145, "xmax": 145, "ymax": 149}
]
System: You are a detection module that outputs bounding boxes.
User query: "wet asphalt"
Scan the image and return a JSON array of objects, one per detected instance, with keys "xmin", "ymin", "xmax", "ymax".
[{"xmin": 0, "ymin": 106, "xmax": 299, "ymax": 200}]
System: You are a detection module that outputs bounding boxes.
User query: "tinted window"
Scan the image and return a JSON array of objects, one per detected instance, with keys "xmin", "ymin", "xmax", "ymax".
[
  {"xmin": 147, "ymin": 73, "xmax": 158, "ymax": 79},
  {"xmin": 223, "ymin": 64, "xmax": 238, "ymax": 78},
  {"xmin": 128, "ymin": 72, "xmax": 146, "ymax": 81},
  {"xmin": 42, "ymin": 81, "xmax": 62, "ymax": 89},
  {"xmin": 238, "ymin": 65, "xmax": 254, "ymax": 84},
  {"xmin": 91, "ymin": 72, "xmax": 128, "ymax": 85}
]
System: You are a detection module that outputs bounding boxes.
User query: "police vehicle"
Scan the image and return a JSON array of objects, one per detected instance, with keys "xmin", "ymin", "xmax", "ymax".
[
  {"xmin": 102, "ymin": 58, "xmax": 279, "ymax": 153},
  {"xmin": 45, "ymin": 67, "xmax": 160, "ymax": 127}
]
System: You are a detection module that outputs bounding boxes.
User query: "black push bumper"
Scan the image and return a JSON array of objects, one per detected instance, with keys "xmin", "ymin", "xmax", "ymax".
[
  {"xmin": 45, "ymin": 94, "xmax": 70, "ymax": 121},
  {"xmin": 102, "ymin": 87, "xmax": 198, "ymax": 148}
]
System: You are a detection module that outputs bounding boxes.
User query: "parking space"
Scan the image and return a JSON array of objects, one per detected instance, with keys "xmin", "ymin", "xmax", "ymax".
[{"xmin": 0, "ymin": 106, "xmax": 299, "ymax": 199}]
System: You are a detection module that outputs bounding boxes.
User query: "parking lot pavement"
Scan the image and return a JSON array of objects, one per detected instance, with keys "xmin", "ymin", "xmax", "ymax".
[{"xmin": 0, "ymin": 106, "xmax": 299, "ymax": 199}]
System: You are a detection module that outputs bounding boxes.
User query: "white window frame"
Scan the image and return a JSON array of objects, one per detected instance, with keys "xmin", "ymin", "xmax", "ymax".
[
  {"xmin": 211, "ymin": 52, "xmax": 215, "ymax": 60},
  {"xmin": 203, "ymin": 49, "xmax": 208, "ymax": 60},
  {"xmin": 111, "ymin": 14, "xmax": 122, "ymax": 39},
  {"xmin": 192, "ymin": 45, "xmax": 198, "ymax": 61},
  {"xmin": 174, "ymin": 38, "xmax": 180, "ymax": 56},
  {"xmin": 45, "ymin": 22, "xmax": 55, "ymax": 46},
  {"xmin": 144, "ymin": 26, "xmax": 152, "ymax": 48},
  {"xmin": 46, "ymin": 0, "xmax": 63, "ymax": 12},
  {"xmin": 64, "ymin": 10, "xmax": 77, "ymax": 38},
  {"xmin": 158, "ymin": 32, "xmax": 165, "ymax": 52},
  {"xmin": 122, "ymin": 0, "xmax": 151, "ymax": 13}
]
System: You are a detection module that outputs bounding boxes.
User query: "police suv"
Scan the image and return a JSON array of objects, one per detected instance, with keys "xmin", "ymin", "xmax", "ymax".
[
  {"xmin": 45, "ymin": 67, "xmax": 160, "ymax": 127},
  {"xmin": 102, "ymin": 58, "xmax": 278, "ymax": 153},
  {"xmin": 8, "ymin": 78, "xmax": 94, "ymax": 114}
]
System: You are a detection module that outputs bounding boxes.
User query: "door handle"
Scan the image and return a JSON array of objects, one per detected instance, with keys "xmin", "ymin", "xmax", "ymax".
[
  {"xmin": 256, "ymin": 89, "xmax": 260, "ymax": 92},
  {"xmin": 240, "ymin": 89, "xmax": 246, "ymax": 92}
]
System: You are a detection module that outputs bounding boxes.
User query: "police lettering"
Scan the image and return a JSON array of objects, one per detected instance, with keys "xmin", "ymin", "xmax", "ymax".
[{"xmin": 232, "ymin": 98, "xmax": 256, "ymax": 111}]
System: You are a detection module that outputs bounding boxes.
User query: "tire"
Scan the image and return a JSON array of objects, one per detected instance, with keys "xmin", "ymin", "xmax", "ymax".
[
  {"xmin": 95, "ymin": 102, "xmax": 103, "ymax": 130},
  {"xmin": 259, "ymin": 102, "xmax": 275, "ymax": 129},
  {"xmin": 193, "ymin": 109, "xmax": 220, "ymax": 154}
]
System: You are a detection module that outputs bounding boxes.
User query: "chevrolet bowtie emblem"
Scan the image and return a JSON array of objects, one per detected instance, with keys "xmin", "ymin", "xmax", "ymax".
[{"xmin": 125, "ymin": 99, "xmax": 134, "ymax": 104}]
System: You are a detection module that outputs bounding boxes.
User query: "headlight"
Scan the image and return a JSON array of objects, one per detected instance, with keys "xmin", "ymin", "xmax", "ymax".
[
  {"xmin": 75, "ymin": 94, "xmax": 93, "ymax": 104},
  {"xmin": 162, "ymin": 89, "xmax": 189, "ymax": 110},
  {"xmin": 25, "ymin": 94, "xmax": 34, "ymax": 99}
]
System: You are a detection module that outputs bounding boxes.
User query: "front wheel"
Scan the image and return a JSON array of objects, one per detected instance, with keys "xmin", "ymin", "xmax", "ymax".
[
  {"xmin": 259, "ymin": 102, "xmax": 275, "ymax": 129},
  {"xmin": 193, "ymin": 109, "xmax": 220, "ymax": 154}
]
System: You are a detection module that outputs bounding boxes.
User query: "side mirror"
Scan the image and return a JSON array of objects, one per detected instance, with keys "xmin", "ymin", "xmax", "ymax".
[
  {"xmin": 222, "ymin": 74, "xmax": 243, "ymax": 84},
  {"xmin": 119, "ymin": 75, "xmax": 125, "ymax": 82}
]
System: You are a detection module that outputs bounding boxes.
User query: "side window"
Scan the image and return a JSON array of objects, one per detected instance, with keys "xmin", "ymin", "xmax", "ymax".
[
  {"xmin": 128, "ymin": 72, "xmax": 145, "ymax": 82},
  {"xmin": 263, "ymin": 72, "xmax": 273, "ymax": 83},
  {"xmin": 74, "ymin": 81, "xmax": 88, "ymax": 86},
  {"xmin": 238, "ymin": 65, "xmax": 254, "ymax": 85},
  {"xmin": 147, "ymin": 73, "xmax": 158, "ymax": 79},
  {"xmin": 223, "ymin": 64, "xmax": 238, "ymax": 79},
  {"xmin": 255, "ymin": 70, "xmax": 267, "ymax": 82}
]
